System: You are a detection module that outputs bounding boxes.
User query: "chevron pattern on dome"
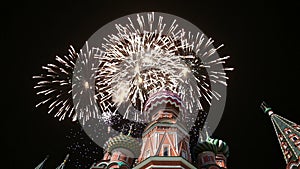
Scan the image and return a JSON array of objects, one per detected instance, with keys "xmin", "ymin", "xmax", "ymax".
[{"xmin": 144, "ymin": 90, "xmax": 184, "ymax": 114}]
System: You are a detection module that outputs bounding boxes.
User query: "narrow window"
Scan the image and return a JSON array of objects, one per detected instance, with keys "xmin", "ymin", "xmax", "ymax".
[{"xmin": 163, "ymin": 145, "xmax": 169, "ymax": 156}]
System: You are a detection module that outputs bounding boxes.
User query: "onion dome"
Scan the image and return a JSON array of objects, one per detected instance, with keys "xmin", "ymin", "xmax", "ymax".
[
  {"xmin": 193, "ymin": 137, "xmax": 229, "ymax": 158},
  {"xmin": 107, "ymin": 161, "xmax": 130, "ymax": 168},
  {"xmin": 93, "ymin": 161, "xmax": 130, "ymax": 168},
  {"xmin": 104, "ymin": 133, "xmax": 141, "ymax": 157},
  {"xmin": 144, "ymin": 90, "xmax": 185, "ymax": 117}
]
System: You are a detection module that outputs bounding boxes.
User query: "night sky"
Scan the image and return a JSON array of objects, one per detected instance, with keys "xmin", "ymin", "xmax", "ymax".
[{"xmin": 5, "ymin": 1, "xmax": 300, "ymax": 169}]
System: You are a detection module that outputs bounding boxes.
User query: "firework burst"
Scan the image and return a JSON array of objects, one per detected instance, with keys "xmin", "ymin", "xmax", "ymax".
[
  {"xmin": 95, "ymin": 12, "xmax": 232, "ymax": 123},
  {"xmin": 34, "ymin": 12, "xmax": 232, "ymax": 130},
  {"xmin": 96, "ymin": 13, "xmax": 196, "ymax": 123},
  {"xmin": 33, "ymin": 46, "xmax": 77, "ymax": 121},
  {"xmin": 33, "ymin": 42, "xmax": 102, "ymax": 124},
  {"xmin": 72, "ymin": 43, "xmax": 102, "ymax": 124},
  {"xmin": 178, "ymin": 30, "xmax": 233, "ymax": 105}
]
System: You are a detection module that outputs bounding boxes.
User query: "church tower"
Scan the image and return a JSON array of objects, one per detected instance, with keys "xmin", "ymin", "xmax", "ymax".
[
  {"xmin": 134, "ymin": 90, "xmax": 195, "ymax": 169},
  {"xmin": 261, "ymin": 102, "xmax": 300, "ymax": 169},
  {"xmin": 90, "ymin": 91, "xmax": 231, "ymax": 169}
]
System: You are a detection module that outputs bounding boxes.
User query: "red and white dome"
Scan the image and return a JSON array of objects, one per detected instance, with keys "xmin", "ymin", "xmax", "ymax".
[{"xmin": 144, "ymin": 90, "xmax": 185, "ymax": 118}]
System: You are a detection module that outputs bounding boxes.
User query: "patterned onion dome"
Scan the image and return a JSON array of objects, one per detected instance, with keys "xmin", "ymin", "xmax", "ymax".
[
  {"xmin": 94, "ymin": 161, "xmax": 130, "ymax": 168},
  {"xmin": 144, "ymin": 90, "xmax": 185, "ymax": 115},
  {"xmin": 104, "ymin": 133, "xmax": 141, "ymax": 157},
  {"xmin": 193, "ymin": 137, "xmax": 229, "ymax": 158},
  {"xmin": 107, "ymin": 161, "xmax": 129, "ymax": 168}
]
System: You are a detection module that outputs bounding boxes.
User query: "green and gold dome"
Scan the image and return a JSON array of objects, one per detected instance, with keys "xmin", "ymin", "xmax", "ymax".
[
  {"xmin": 104, "ymin": 133, "xmax": 141, "ymax": 157},
  {"xmin": 193, "ymin": 137, "xmax": 229, "ymax": 158}
]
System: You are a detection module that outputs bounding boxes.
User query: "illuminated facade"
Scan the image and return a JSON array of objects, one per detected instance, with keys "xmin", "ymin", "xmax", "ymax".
[{"xmin": 91, "ymin": 91, "xmax": 229, "ymax": 169}]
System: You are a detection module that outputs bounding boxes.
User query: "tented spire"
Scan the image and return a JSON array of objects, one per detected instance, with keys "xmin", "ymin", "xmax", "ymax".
[{"xmin": 261, "ymin": 102, "xmax": 300, "ymax": 169}]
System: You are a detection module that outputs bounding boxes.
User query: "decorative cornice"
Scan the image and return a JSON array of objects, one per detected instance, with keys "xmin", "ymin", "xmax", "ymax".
[{"xmin": 133, "ymin": 156, "xmax": 197, "ymax": 169}]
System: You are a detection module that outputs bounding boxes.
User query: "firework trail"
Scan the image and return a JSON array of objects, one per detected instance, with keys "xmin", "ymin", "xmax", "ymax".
[{"xmin": 33, "ymin": 43, "xmax": 102, "ymax": 124}]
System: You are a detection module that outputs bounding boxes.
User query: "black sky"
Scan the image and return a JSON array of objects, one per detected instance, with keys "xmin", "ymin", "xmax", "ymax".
[{"xmin": 5, "ymin": 1, "xmax": 300, "ymax": 169}]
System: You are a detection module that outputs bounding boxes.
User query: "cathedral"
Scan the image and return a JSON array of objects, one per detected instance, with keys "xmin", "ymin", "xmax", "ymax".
[
  {"xmin": 90, "ymin": 91, "xmax": 229, "ymax": 169},
  {"xmin": 35, "ymin": 99, "xmax": 300, "ymax": 169}
]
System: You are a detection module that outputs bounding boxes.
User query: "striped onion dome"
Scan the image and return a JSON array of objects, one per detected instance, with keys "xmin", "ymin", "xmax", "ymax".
[
  {"xmin": 104, "ymin": 133, "xmax": 141, "ymax": 157},
  {"xmin": 193, "ymin": 137, "xmax": 229, "ymax": 158},
  {"xmin": 144, "ymin": 90, "xmax": 184, "ymax": 116}
]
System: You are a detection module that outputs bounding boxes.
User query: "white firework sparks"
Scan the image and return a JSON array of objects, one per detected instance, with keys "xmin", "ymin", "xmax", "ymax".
[
  {"xmin": 96, "ymin": 13, "xmax": 186, "ymax": 122},
  {"xmin": 95, "ymin": 12, "xmax": 233, "ymax": 123},
  {"xmin": 178, "ymin": 30, "xmax": 233, "ymax": 105},
  {"xmin": 33, "ymin": 42, "xmax": 102, "ymax": 124},
  {"xmin": 33, "ymin": 12, "xmax": 232, "ymax": 127},
  {"xmin": 72, "ymin": 43, "xmax": 103, "ymax": 124},
  {"xmin": 33, "ymin": 46, "xmax": 77, "ymax": 121}
]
